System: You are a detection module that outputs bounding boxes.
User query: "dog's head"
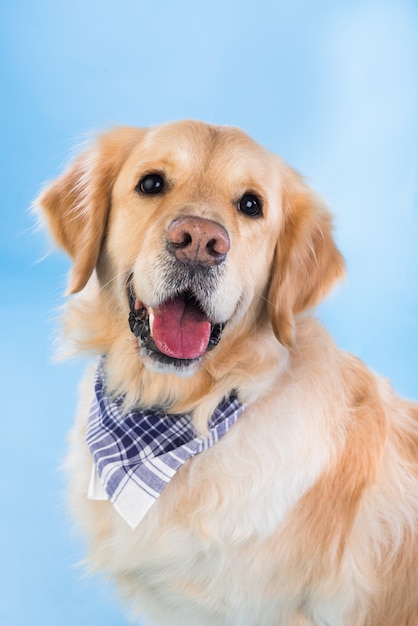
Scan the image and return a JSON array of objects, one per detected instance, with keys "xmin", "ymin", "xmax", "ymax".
[{"xmin": 38, "ymin": 121, "xmax": 344, "ymax": 378}]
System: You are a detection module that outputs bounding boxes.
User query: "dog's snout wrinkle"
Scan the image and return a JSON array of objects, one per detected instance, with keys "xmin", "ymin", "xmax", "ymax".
[{"xmin": 166, "ymin": 216, "xmax": 230, "ymax": 268}]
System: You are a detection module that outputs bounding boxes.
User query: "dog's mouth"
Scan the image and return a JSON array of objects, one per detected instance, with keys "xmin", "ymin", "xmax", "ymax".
[{"xmin": 128, "ymin": 284, "xmax": 225, "ymax": 366}]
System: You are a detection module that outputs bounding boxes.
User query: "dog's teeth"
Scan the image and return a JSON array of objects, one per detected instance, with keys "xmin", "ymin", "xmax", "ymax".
[
  {"xmin": 134, "ymin": 298, "xmax": 141, "ymax": 311},
  {"xmin": 148, "ymin": 308, "xmax": 155, "ymax": 335}
]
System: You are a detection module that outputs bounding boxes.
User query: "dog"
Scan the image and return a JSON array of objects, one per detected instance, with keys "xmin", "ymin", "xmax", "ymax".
[{"xmin": 38, "ymin": 120, "xmax": 418, "ymax": 625}]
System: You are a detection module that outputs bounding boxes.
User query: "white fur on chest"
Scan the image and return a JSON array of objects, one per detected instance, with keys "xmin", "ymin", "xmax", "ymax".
[{"xmin": 67, "ymin": 363, "xmax": 337, "ymax": 625}]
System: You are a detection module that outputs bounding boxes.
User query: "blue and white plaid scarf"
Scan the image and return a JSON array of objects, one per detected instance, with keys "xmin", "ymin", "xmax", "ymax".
[{"xmin": 87, "ymin": 359, "xmax": 246, "ymax": 529}]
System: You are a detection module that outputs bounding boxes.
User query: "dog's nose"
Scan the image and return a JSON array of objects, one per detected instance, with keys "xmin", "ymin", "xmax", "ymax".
[{"xmin": 166, "ymin": 216, "xmax": 230, "ymax": 267}]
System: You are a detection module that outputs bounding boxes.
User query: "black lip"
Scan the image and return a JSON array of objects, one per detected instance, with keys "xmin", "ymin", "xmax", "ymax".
[
  {"xmin": 128, "ymin": 285, "xmax": 149, "ymax": 341},
  {"xmin": 128, "ymin": 284, "xmax": 225, "ymax": 365}
]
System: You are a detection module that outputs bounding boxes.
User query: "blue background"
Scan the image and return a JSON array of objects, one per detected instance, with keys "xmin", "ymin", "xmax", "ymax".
[{"xmin": 1, "ymin": 1, "xmax": 417, "ymax": 624}]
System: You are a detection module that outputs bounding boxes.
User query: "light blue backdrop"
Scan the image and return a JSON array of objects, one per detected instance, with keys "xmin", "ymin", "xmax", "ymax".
[{"xmin": 1, "ymin": 1, "xmax": 417, "ymax": 625}]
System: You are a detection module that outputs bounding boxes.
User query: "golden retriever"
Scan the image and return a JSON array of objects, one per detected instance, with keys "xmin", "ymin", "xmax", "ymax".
[{"xmin": 38, "ymin": 121, "xmax": 418, "ymax": 626}]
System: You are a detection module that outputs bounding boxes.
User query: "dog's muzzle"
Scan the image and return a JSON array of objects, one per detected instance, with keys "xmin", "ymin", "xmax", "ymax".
[{"xmin": 127, "ymin": 216, "xmax": 230, "ymax": 368}]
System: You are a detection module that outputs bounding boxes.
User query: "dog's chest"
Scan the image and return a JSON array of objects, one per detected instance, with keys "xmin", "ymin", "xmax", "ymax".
[
  {"xmin": 71, "ymin": 368, "xmax": 337, "ymax": 624},
  {"xmin": 94, "ymin": 431, "xmax": 333, "ymax": 625},
  {"xmin": 112, "ymin": 509, "xmax": 311, "ymax": 626}
]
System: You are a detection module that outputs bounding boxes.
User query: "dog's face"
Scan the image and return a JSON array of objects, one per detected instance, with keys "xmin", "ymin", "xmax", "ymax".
[{"xmin": 39, "ymin": 121, "xmax": 344, "ymax": 378}]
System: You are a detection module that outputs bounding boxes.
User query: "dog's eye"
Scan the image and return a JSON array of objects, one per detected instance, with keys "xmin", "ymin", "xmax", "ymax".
[
  {"xmin": 237, "ymin": 193, "xmax": 263, "ymax": 217},
  {"xmin": 137, "ymin": 173, "xmax": 165, "ymax": 195}
]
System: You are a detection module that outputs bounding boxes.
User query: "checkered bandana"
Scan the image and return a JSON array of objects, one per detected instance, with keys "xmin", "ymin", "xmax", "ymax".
[{"xmin": 86, "ymin": 359, "xmax": 246, "ymax": 529}]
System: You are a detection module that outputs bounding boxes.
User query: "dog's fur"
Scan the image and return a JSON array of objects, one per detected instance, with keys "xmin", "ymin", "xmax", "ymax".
[{"xmin": 38, "ymin": 121, "xmax": 418, "ymax": 625}]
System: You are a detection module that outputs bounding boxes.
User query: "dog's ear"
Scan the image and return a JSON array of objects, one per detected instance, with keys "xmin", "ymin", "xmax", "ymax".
[
  {"xmin": 37, "ymin": 127, "xmax": 143, "ymax": 294},
  {"xmin": 268, "ymin": 170, "xmax": 345, "ymax": 347}
]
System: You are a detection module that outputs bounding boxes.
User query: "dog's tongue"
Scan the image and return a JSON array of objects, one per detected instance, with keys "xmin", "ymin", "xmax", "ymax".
[{"xmin": 151, "ymin": 297, "xmax": 211, "ymax": 359}]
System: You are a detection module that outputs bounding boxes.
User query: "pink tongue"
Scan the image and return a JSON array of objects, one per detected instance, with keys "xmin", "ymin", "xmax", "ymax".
[{"xmin": 151, "ymin": 297, "xmax": 211, "ymax": 359}]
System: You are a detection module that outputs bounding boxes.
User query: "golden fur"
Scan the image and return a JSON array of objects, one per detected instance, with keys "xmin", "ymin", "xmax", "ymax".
[{"xmin": 38, "ymin": 121, "xmax": 418, "ymax": 625}]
